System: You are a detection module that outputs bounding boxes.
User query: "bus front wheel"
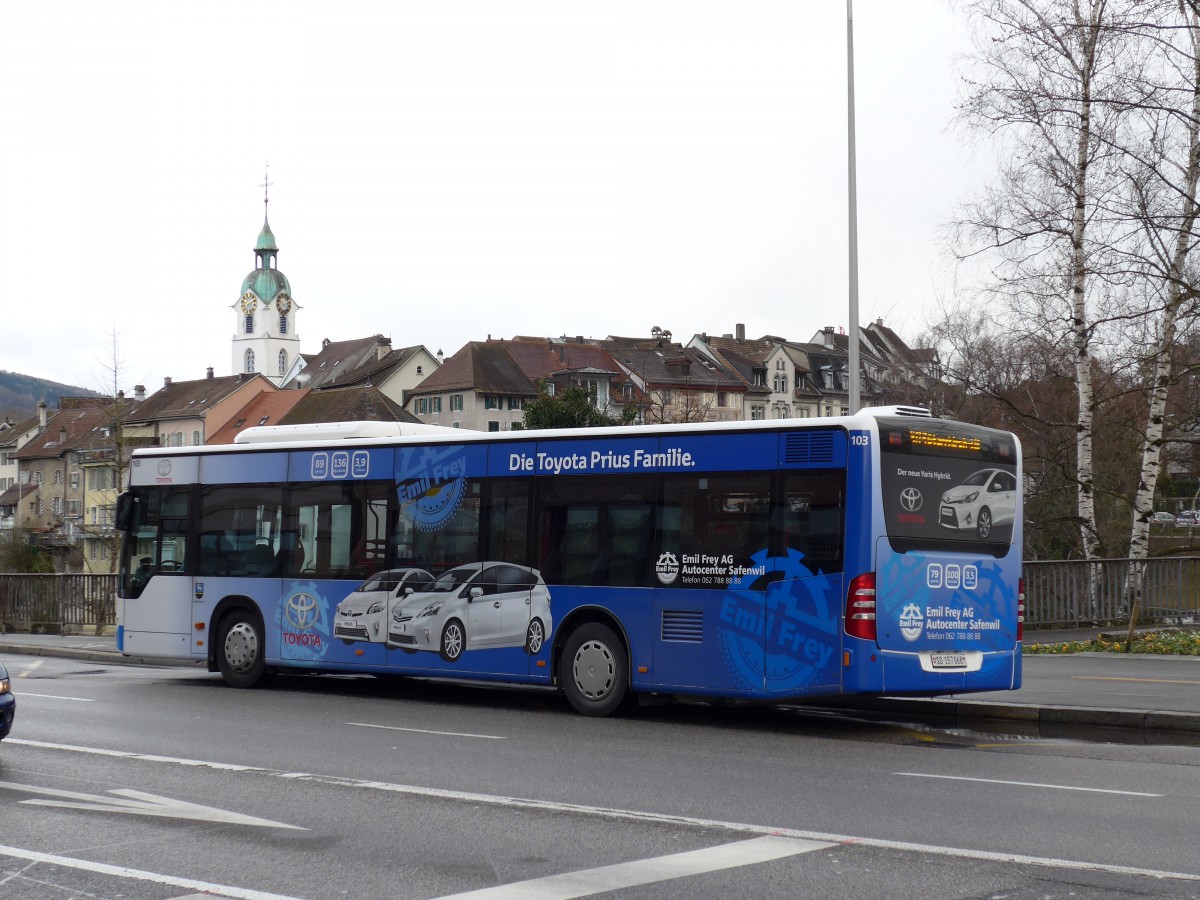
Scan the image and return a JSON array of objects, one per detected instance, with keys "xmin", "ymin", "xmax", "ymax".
[
  {"xmin": 217, "ymin": 610, "xmax": 267, "ymax": 688},
  {"xmin": 561, "ymin": 623, "xmax": 634, "ymax": 717}
]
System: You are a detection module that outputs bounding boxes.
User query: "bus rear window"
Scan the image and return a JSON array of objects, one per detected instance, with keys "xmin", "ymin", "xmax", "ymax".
[{"xmin": 878, "ymin": 418, "xmax": 1018, "ymax": 555}]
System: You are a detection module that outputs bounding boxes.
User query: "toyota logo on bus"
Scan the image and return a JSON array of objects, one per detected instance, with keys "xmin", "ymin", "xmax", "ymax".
[
  {"xmin": 285, "ymin": 592, "xmax": 320, "ymax": 630},
  {"xmin": 900, "ymin": 487, "xmax": 923, "ymax": 512}
]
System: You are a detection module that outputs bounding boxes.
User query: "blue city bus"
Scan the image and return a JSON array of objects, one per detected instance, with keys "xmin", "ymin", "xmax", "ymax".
[{"xmin": 114, "ymin": 406, "xmax": 1023, "ymax": 716}]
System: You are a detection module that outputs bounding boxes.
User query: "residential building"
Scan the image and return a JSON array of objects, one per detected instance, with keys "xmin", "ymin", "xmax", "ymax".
[
  {"xmin": 277, "ymin": 384, "xmax": 421, "ymax": 426},
  {"xmin": 284, "ymin": 335, "xmax": 440, "ymax": 409},
  {"xmin": 124, "ymin": 370, "xmax": 278, "ymax": 447},
  {"xmin": 604, "ymin": 333, "xmax": 745, "ymax": 424}
]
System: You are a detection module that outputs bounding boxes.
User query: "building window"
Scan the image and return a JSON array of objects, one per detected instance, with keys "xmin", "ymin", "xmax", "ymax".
[
  {"xmin": 452, "ymin": 421, "xmax": 461, "ymax": 428},
  {"xmin": 37, "ymin": 498, "xmax": 44, "ymax": 515},
  {"xmin": 245, "ymin": 314, "xmax": 254, "ymax": 334},
  {"xmin": 774, "ymin": 373, "xmax": 788, "ymax": 393},
  {"xmin": 19, "ymin": 471, "xmax": 29, "ymax": 484},
  {"xmin": 245, "ymin": 349, "xmax": 256, "ymax": 373},
  {"xmin": 432, "ymin": 397, "xmax": 443, "ymax": 413},
  {"xmin": 170, "ymin": 433, "xmax": 184, "ymax": 447},
  {"xmin": 279, "ymin": 315, "xmax": 288, "ymax": 335},
  {"xmin": 450, "ymin": 394, "xmax": 463, "ymax": 412},
  {"xmin": 33, "ymin": 471, "xmax": 43, "ymax": 484},
  {"xmin": 193, "ymin": 430, "xmax": 201, "ymax": 445},
  {"xmin": 53, "ymin": 469, "xmax": 63, "ymax": 485},
  {"xmin": 660, "ymin": 390, "xmax": 672, "ymax": 405},
  {"xmin": 716, "ymin": 391, "xmax": 728, "ymax": 408},
  {"xmin": 417, "ymin": 398, "xmax": 428, "ymax": 414},
  {"xmin": 484, "ymin": 395, "xmax": 500, "ymax": 410},
  {"xmin": 508, "ymin": 397, "xmax": 523, "ymax": 411},
  {"xmin": 751, "ymin": 405, "xmax": 765, "ymax": 420},
  {"xmin": 417, "ymin": 366, "xmax": 423, "ymax": 375},
  {"xmin": 67, "ymin": 500, "xmax": 81, "ymax": 516},
  {"xmin": 488, "ymin": 421, "xmax": 500, "ymax": 432},
  {"xmin": 51, "ymin": 496, "xmax": 63, "ymax": 515},
  {"xmin": 69, "ymin": 472, "xmax": 80, "ymax": 488}
]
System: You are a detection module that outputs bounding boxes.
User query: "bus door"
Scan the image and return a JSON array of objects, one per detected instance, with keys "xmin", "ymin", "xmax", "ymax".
[{"xmin": 118, "ymin": 486, "xmax": 193, "ymax": 658}]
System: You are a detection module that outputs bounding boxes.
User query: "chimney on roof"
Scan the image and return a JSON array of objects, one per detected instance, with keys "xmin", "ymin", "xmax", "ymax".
[
  {"xmin": 38, "ymin": 400, "xmax": 47, "ymax": 428},
  {"xmin": 736, "ymin": 323, "xmax": 746, "ymax": 342},
  {"xmin": 117, "ymin": 390, "xmax": 125, "ymax": 400},
  {"xmin": 822, "ymin": 327, "xmax": 835, "ymax": 349},
  {"xmin": 207, "ymin": 367, "xmax": 214, "ymax": 379},
  {"xmin": 134, "ymin": 385, "xmax": 145, "ymax": 402},
  {"xmin": 164, "ymin": 376, "xmax": 172, "ymax": 388},
  {"xmin": 437, "ymin": 349, "xmax": 444, "ymax": 365}
]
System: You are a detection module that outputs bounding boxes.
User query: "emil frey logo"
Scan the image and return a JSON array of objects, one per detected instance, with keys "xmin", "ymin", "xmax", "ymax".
[
  {"xmin": 655, "ymin": 551, "xmax": 680, "ymax": 585},
  {"xmin": 899, "ymin": 602, "xmax": 925, "ymax": 642}
]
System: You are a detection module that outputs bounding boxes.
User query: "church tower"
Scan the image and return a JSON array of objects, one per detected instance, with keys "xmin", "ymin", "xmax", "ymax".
[{"xmin": 231, "ymin": 175, "xmax": 301, "ymax": 385}]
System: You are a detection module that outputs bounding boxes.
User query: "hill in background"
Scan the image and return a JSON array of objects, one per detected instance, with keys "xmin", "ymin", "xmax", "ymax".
[{"xmin": 0, "ymin": 370, "xmax": 103, "ymax": 423}]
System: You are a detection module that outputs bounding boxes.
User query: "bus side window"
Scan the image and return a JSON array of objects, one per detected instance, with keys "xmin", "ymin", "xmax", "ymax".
[{"xmin": 779, "ymin": 471, "xmax": 845, "ymax": 575}]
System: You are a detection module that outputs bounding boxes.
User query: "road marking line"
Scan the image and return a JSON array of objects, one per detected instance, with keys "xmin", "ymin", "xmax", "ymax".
[
  {"xmin": 347, "ymin": 721, "xmax": 505, "ymax": 740},
  {"xmin": 0, "ymin": 844, "xmax": 303, "ymax": 900},
  {"xmin": 9, "ymin": 739, "xmax": 1199, "ymax": 884},
  {"xmin": 13, "ymin": 692, "xmax": 96, "ymax": 702},
  {"xmin": 895, "ymin": 772, "xmax": 1160, "ymax": 796},
  {"xmin": 15, "ymin": 660, "xmax": 44, "ymax": 677},
  {"xmin": 435, "ymin": 835, "xmax": 834, "ymax": 899},
  {"xmin": 1072, "ymin": 675, "xmax": 1200, "ymax": 685}
]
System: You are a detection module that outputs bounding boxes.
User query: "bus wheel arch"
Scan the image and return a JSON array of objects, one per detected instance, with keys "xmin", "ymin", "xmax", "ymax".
[
  {"xmin": 212, "ymin": 598, "xmax": 270, "ymax": 689},
  {"xmin": 553, "ymin": 610, "xmax": 637, "ymax": 717}
]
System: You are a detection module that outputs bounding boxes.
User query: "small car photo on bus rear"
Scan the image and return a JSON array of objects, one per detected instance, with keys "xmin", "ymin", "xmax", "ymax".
[{"xmin": 939, "ymin": 468, "xmax": 1018, "ymax": 539}]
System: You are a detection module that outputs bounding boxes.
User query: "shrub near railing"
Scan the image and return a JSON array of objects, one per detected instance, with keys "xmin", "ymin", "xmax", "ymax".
[{"xmin": 0, "ymin": 574, "xmax": 117, "ymax": 634}]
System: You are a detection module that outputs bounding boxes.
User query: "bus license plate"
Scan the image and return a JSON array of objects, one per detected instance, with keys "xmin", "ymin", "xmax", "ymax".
[{"xmin": 930, "ymin": 653, "xmax": 967, "ymax": 669}]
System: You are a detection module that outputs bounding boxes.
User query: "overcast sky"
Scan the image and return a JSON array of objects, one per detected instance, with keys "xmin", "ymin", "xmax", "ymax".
[{"xmin": 0, "ymin": 0, "xmax": 979, "ymax": 395}]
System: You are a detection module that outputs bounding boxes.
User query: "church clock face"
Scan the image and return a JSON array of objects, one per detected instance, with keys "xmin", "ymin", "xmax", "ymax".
[
  {"xmin": 240, "ymin": 296, "xmax": 256, "ymax": 316},
  {"xmin": 276, "ymin": 296, "xmax": 292, "ymax": 315}
]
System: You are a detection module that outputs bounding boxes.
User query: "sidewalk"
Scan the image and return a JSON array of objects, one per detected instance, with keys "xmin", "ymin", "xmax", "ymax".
[{"xmin": 2, "ymin": 628, "xmax": 1198, "ymax": 741}]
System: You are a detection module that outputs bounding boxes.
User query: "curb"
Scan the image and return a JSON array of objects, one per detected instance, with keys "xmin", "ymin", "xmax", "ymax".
[
  {"xmin": 0, "ymin": 643, "xmax": 204, "ymax": 669},
  {"xmin": 825, "ymin": 696, "xmax": 1200, "ymax": 736}
]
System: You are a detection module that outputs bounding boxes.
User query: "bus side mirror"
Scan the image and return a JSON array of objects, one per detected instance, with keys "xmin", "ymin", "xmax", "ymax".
[{"xmin": 115, "ymin": 492, "xmax": 134, "ymax": 532}]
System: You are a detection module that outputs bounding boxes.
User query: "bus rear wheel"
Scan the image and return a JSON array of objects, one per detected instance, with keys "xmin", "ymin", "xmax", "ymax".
[
  {"xmin": 217, "ymin": 610, "xmax": 268, "ymax": 688},
  {"xmin": 561, "ymin": 623, "xmax": 634, "ymax": 717}
]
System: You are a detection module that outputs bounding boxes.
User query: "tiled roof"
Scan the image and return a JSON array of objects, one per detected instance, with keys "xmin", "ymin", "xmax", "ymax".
[
  {"xmin": 0, "ymin": 483, "xmax": 37, "ymax": 506},
  {"xmin": 409, "ymin": 342, "xmax": 537, "ymax": 397},
  {"xmin": 277, "ymin": 385, "xmax": 420, "ymax": 425},
  {"xmin": 12, "ymin": 400, "xmax": 131, "ymax": 460},
  {"xmin": 206, "ymin": 390, "xmax": 310, "ymax": 444},
  {"xmin": 126, "ymin": 374, "xmax": 273, "ymax": 422},
  {"xmin": 288, "ymin": 335, "xmax": 394, "ymax": 389}
]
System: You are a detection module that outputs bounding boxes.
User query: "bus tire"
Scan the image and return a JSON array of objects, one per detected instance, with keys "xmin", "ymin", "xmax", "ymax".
[
  {"xmin": 440, "ymin": 619, "xmax": 465, "ymax": 662},
  {"xmin": 561, "ymin": 623, "xmax": 632, "ymax": 717},
  {"xmin": 525, "ymin": 618, "xmax": 545, "ymax": 654},
  {"xmin": 976, "ymin": 506, "xmax": 993, "ymax": 539},
  {"xmin": 217, "ymin": 609, "xmax": 267, "ymax": 689}
]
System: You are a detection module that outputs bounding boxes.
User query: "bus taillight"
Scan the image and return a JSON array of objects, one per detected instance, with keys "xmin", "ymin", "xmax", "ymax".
[
  {"xmin": 1017, "ymin": 578, "xmax": 1025, "ymax": 642},
  {"xmin": 845, "ymin": 573, "xmax": 877, "ymax": 641}
]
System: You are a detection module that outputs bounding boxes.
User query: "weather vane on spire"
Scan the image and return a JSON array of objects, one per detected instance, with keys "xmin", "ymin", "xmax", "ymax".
[{"xmin": 260, "ymin": 162, "xmax": 273, "ymax": 219}]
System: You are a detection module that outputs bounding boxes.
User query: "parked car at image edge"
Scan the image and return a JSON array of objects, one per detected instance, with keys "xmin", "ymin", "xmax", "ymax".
[
  {"xmin": 0, "ymin": 659, "xmax": 14, "ymax": 741},
  {"xmin": 1150, "ymin": 511, "xmax": 1177, "ymax": 526},
  {"xmin": 387, "ymin": 562, "xmax": 553, "ymax": 662},
  {"xmin": 1174, "ymin": 510, "xmax": 1198, "ymax": 527}
]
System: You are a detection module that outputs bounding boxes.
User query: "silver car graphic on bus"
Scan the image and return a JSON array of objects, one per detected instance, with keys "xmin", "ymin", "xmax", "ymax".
[
  {"xmin": 333, "ymin": 567, "xmax": 434, "ymax": 644},
  {"xmin": 386, "ymin": 562, "xmax": 552, "ymax": 661},
  {"xmin": 939, "ymin": 468, "xmax": 1018, "ymax": 539}
]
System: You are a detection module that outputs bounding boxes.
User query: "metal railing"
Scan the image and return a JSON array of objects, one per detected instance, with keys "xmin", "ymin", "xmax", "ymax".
[
  {"xmin": 1023, "ymin": 558, "xmax": 1200, "ymax": 628},
  {"xmin": 0, "ymin": 574, "xmax": 117, "ymax": 634}
]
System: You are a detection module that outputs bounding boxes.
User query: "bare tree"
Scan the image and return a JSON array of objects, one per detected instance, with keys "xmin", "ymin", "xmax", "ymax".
[{"xmin": 953, "ymin": 0, "xmax": 1146, "ymax": 563}]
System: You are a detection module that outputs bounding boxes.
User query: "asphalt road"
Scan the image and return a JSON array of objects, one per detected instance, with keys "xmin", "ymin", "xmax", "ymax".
[{"xmin": 1, "ymin": 654, "xmax": 1199, "ymax": 898}]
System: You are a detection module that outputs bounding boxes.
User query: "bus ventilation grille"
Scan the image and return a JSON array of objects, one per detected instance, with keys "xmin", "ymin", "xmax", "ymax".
[
  {"xmin": 661, "ymin": 610, "xmax": 704, "ymax": 643},
  {"xmin": 782, "ymin": 432, "xmax": 836, "ymax": 465}
]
